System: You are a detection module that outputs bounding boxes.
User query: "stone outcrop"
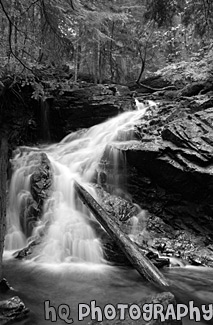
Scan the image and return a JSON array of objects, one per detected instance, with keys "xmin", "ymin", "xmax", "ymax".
[
  {"xmin": 102, "ymin": 97, "xmax": 213, "ymax": 266},
  {"xmin": 0, "ymin": 81, "xmax": 135, "ymax": 146},
  {"xmin": 19, "ymin": 152, "xmax": 52, "ymax": 237},
  {"xmin": 49, "ymin": 84, "xmax": 135, "ymax": 139}
]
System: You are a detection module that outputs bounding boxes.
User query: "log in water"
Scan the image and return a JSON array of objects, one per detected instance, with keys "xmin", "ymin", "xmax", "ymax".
[{"xmin": 74, "ymin": 180, "xmax": 169, "ymax": 287}]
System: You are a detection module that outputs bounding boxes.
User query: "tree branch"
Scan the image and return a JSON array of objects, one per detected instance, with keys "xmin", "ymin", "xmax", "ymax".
[
  {"xmin": 0, "ymin": 0, "xmax": 35, "ymax": 43},
  {"xmin": 20, "ymin": 0, "xmax": 41, "ymax": 17},
  {"xmin": 41, "ymin": 0, "xmax": 62, "ymax": 40},
  {"xmin": 0, "ymin": 0, "xmax": 35, "ymax": 72}
]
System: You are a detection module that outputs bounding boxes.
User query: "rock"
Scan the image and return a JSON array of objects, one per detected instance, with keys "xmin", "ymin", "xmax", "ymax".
[
  {"xmin": 146, "ymin": 292, "xmax": 182, "ymax": 325},
  {"xmin": 94, "ymin": 185, "xmax": 170, "ymax": 268},
  {"xmin": 50, "ymin": 84, "xmax": 135, "ymax": 139},
  {"xmin": 1, "ymin": 80, "xmax": 135, "ymax": 145},
  {"xmin": 14, "ymin": 237, "xmax": 41, "ymax": 259},
  {"xmin": 87, "ymin": 292, "xmax": 182, "ymax": 325},
  {"xmin": 0, "ymin": 296, "xmax": 29, "ymax": 324},
  {"xmin": 30, "ymin": 152, "xmax": 52, "ymax": 204},
  {"xmin": 0, "ymin": 279, "xmax": 12, "ymax": 293},
  {"xmin": 18, "ymin": 152, "xmax": 52, "ymax": 237},
  {"xmin": 146, "ymin": 251, "xmax": 170, "ymax": 268},
  {"xmin": 98, "ymin": 100, "xmax": 213, "ymax": 266},
  {"xmin": 179, "ymin": 82, "xmax": 205, "ymax": 97}
]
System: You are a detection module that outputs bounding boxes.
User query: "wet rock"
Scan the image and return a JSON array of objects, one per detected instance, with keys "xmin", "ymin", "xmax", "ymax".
[
  {"xmin": 50, "ymin": 84, "xmax": 135, "ymax": 139},
  {"xmin": 18, "ymin": 152, "xmax": 52, "ymax": 237},
  {"xmin": 88, "ymin": 292, "xmax": 182, "ymax": 325},
  {"xmin": 97, "ymin": 99, "xmax": 213, "ymax": 267},
  {"xmin": 1, "ymin": 80, "xmax": 135, "ymax": 145},
  {"xmin": 95, "ymin": 185, "xmax": 170, "ymax": 268},
  {"xmin": 13, "ymin": 237, "xmax": 41, "ymax": 259},
  {"xmin": 30, "ymin": 152, "xmax": 52, "ymax": 204},
  {"xmin": 146, "ymin": 251, "xmax": 170, "ymax": 268},
  {"xmin": 0, "ymin": 279, "xmax": 12, "ymax": 293},
  {"xmin": 146, "ymin": 292, "xmax": 182, "ymax": 325},
  {"xmin": 0, "ymin": 296, "xmax": 29, "ymax": 324}
]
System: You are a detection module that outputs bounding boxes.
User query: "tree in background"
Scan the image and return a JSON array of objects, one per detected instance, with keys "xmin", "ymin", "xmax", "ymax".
[
  {"xmin": 1, "ymin": 0, "xmax": 213, "ymax": 284},
  {"xmin": 0, "ymin": 0, "xmax": 213, "ymax": 87}
]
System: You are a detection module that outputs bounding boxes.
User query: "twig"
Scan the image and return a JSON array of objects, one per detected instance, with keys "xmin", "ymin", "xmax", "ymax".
[
  {"xmin": 0, "ymin": 0, "xmax": 35, "ymax": 43},
  {"xmin": 0, "ymin": 0, "xmax": 34, "ymax": 73},
  {"xmin": 20, "ymin": 0, "xmax": 41, "ymax": 17}
]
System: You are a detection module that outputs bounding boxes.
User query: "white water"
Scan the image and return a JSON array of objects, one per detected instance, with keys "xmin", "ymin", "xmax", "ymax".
[{"xmin": 5, "ymin": 100, "xmax": 148, "ymax": 265}]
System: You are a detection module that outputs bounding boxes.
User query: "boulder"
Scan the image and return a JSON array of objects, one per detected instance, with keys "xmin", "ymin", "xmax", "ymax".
[
  {"xmin": 179, "ymin": 82, "xmax": 205, "ymax": 97},
  {"xmin": 0, "ymin": 279, "xmax": 11, "ymax": 293},
  {"xmin": 87, "ymin": 292, "xmax": 182, "ymax": 325},
  {"xmin": 0, "ymin": 296, "xmax": 29, "ymax": 324}
]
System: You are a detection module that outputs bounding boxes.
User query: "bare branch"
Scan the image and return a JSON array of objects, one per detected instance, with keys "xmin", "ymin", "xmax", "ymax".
[
  {"xmin": 0, "ymin": 0, "xmax": 34, "ymax": 72},
  {"xmin": 0, "ymin": 0, "xmax": 36, "ymax": 44},
  {"xmin": 20, "ymin": 0, "xmax": 41, "ymax": 17}
]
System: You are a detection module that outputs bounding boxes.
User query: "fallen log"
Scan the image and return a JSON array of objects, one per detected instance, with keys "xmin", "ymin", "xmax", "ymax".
[
  {"xmin": 74, "ymin": 181, "xmax": 169, "ymax": 287},
  {"xmin": 138, "ymin": 82, "xmax": 177, "ymax": 92}
]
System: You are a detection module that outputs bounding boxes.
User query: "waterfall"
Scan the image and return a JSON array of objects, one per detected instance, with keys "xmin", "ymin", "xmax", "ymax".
[{"xmin": 5, "ymin": 99, "xmax": 148, "ymax": 264}]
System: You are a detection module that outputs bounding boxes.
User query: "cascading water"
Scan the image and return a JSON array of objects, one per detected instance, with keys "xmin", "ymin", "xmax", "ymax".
[
  {"xmin": 5, "ymin": 100, "xmax": 148, "ymax": 265},
  {"xmin": 3, "ymin": 99, "xmax": 213, "ymax": 325}
]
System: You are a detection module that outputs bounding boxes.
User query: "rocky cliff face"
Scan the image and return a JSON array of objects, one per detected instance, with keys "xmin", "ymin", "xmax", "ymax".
[
  {"xmin": 3, "ymin": 77, "xmax": 213, "ymax": 267},
  {"xmin": 104, "ymin": 97, "xmax": 213, "ymax": 266},
  {"xmin": 0, "ymin": 82, "xmax": 135, "ymax": 146},
  {"xmin": 49, "ymin": 84, "xmax": 135, "ymax": 140}
]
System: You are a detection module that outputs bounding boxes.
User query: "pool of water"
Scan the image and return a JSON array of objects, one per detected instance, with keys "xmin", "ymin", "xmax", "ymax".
[{"xmin": 2, "ymin": 255, "xmax": 212, "ymax": 325}]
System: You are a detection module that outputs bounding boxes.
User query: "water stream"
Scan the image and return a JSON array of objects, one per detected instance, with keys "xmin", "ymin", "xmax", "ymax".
[
  {"xmin": 3, "ymin": 100, "xmax": 213, "ymax": 324},
  {"xmin": 2, "ymin": 257, "xmax": 213, "ymax": 325},
  {"xmin": 5, "ymin": 103, "xmax": 147, "ymax": 262}
]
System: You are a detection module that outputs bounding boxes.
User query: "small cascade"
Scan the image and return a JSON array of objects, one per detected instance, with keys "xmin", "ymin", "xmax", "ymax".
[
  {"xmin": 5, "ymin": 99, "xmax": 150, "ymax": 265},
  {"xmin": 127, "ymin": 206, "xmax": 150, "ymax": 243},
  {"xmin": 135, "ymin": 98, "xmax": 146, "ymax": 112},
  {"xmin": 5, "ymin": 152, "xmax": 37, "ymax": 250},
  {"xmin": 100, "ymin": 145, "xmax": 128, "ymax": 196}
]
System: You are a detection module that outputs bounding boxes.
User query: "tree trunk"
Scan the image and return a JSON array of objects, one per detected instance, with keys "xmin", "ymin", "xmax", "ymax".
[
  {"xmin": 136, "ymin": 45, "xmax": 147, "ymax": 84},
  {"xmin": 110, "ymin": 22, "xmax": 115, "ymax": 83},
  {"xmin": 74, "ymin": 43, "xmax": 79, "ymax": 82},
  {"xmin": 136, "ymin": 57, "xmax": 145, "ymax": 84},
  {"xmin": 93, "ymin": 40, "xmax": 99, "ymax": 84},
  {"xmin": 98, "ymin": 43, "xmax": 103, "ymax": 84},
  {"xmin": 0, "ymin": 136, "xmax": 8, "ymax": 281},
  {"xmin": 74, "ymin": 181, "xmax": 169, "ymax": 288},
  {"xmin": 74, "ymin": 25, "xmax": 82, "ymax": 82}
]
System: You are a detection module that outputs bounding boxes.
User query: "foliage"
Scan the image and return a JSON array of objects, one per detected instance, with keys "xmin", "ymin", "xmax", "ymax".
[
  {"xmin": 156, "ymin": 45, "xmax": 213, "ymax": 85},
  {"xmin": 0, "ymin": 0, "xmax": 213, "ymax": 90}
]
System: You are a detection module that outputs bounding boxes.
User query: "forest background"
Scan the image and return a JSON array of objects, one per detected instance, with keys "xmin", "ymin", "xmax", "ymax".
[{"xmin": 0, "ymin": 0, "xmax": 213, "ymax": 99}]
